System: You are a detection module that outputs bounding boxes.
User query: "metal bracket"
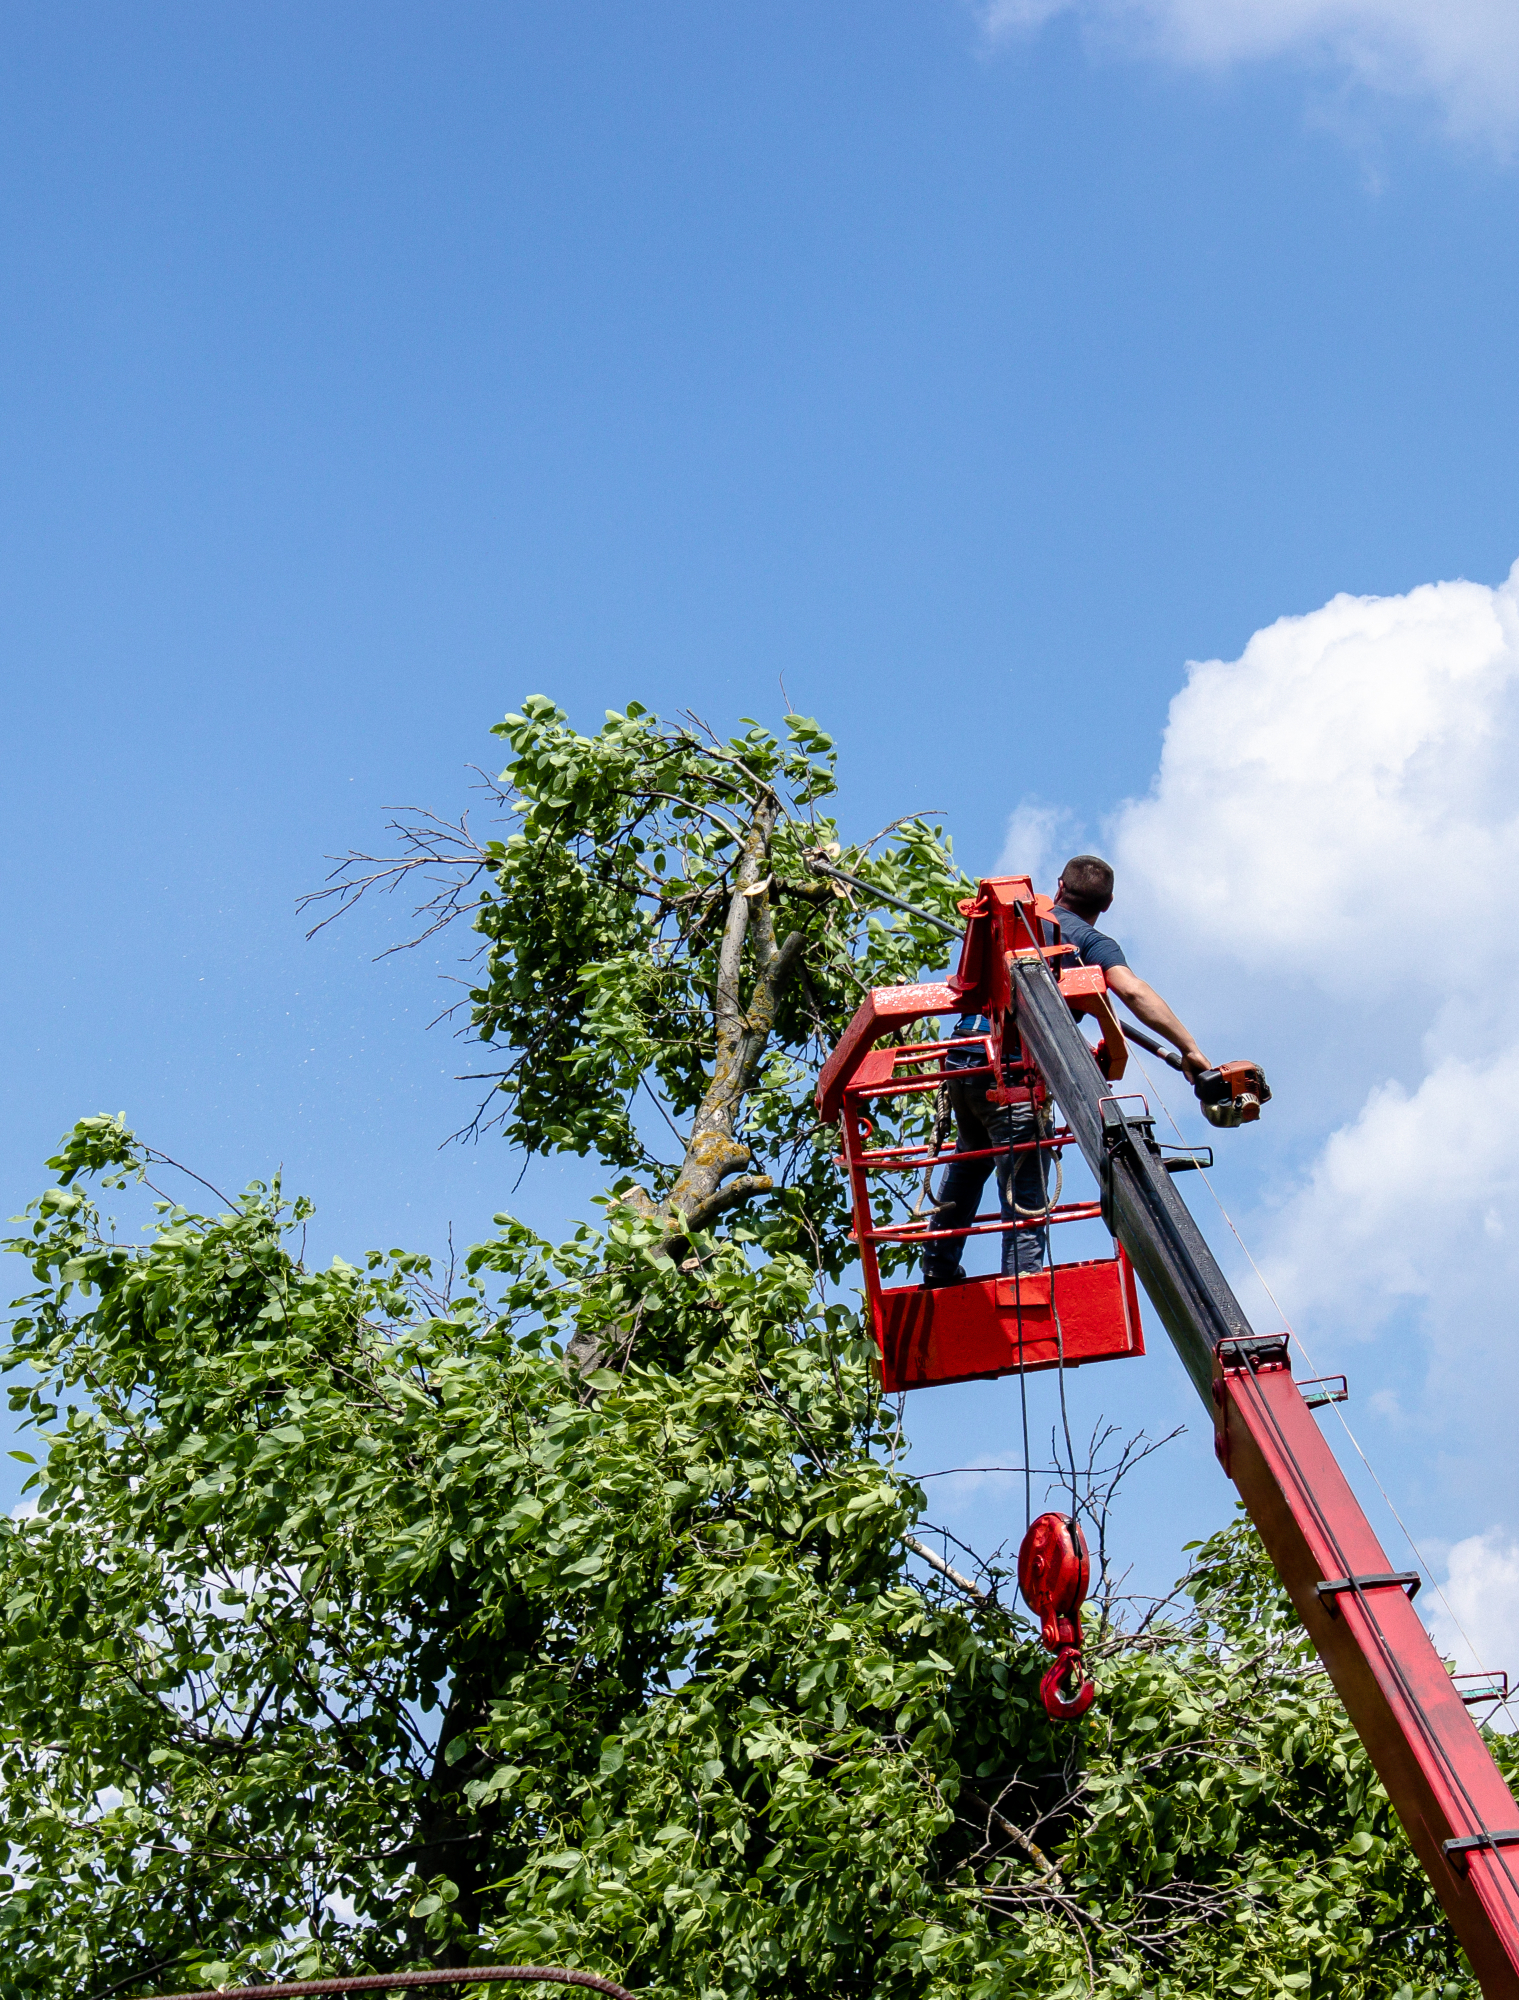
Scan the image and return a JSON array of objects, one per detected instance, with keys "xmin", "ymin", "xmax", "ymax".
[
  {"xmin": 1216, "ymin": 1333, "xmax": 1291, "ymax": 1374},
  {"xmin": 1098, "ymin": 1098, "xmax": 1129, "ymax": 1235},
  {"xmin": 1454, "ymin": 1672, "xmax": 1510, "ymax": 1707},
  {"xmin": 1096, "ymin": 1095, "xmax": 1155, "ymax": 1232},
  {"xmin": 1300, "ymin": 1374, "xmax": 1349, "ymax": 1410},
  {"xmin": 1161, "ymin": 1145, "xmax": 1213, "ymax": 1174},
  {"xmin": 1317, "ymin": 1571, "xmax": 1421, "ymax": 1614},
  {"xmin": 1444, "ymin": 1828, "xmax": 1519, "ymax": 1873},
  {"xmin": 1212, "ymin": 1336, "xmax": 1291, "ymax": 1476}
]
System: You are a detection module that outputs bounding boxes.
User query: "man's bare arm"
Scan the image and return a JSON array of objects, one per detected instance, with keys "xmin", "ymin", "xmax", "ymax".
[{"xmin": 1105, "ymin": 964, "xmax": 1210, "ymax": 1079}]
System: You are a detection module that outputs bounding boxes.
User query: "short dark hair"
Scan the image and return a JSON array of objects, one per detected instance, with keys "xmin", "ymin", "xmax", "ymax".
[{"xmin": 1058, "ymin": 854, "xmax": 1114, "ymax": 919}]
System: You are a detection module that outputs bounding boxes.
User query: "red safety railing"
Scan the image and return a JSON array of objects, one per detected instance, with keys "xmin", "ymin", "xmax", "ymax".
[{"xmin": 835, "ymin": 1026, "xmax": 1144, "ymax": 1394}]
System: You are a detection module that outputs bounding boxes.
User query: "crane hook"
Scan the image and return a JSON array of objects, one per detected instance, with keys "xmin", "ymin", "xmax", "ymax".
[
  {"xmin": 1018, "ymin": 1511, "xmax": 1096, "ymax": 1722},
  {"xmin": 1040, "ymin": 1645, "xmax": 1097, "ymax": 1720}
]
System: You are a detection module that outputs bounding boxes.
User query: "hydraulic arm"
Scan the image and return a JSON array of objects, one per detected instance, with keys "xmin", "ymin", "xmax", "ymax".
[
  {"xmin": 818, "ymin": 876, "xmax": 1519, "ymax": 1994},
  {"xmin": 1011, "ymin": 940, "xmax": 1519, "ymax": 1997}
]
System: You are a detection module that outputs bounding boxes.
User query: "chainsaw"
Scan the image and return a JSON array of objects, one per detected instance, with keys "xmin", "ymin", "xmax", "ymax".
[
  {"xmin": 1124, "ymin": 1024, "xmax": 1271, "ymax": 1128},
  {"xmin": 1192, "ymin": 1059, "xmax": 1271, "ymax": 1128}
]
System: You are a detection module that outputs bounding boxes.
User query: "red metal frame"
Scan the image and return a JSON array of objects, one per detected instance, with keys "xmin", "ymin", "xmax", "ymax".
[
  {"xmin": 874, "ymin": 1253, "xmax": 1143, "ymax": 1393},
  {"xmin": 832, "ymin": 987, "xmax": 1143, "ymax": 1395},
  {"xmin": 818, "ymin": 875, "xmax": 1519, "ymax": 1995},
  {"xmin": 815, "ymin": 877, "xmax": 1126, "ymax": 1128},
  {"xmin": 1216, "ymin": 1338, "xmax": 1519, "ymax": 1996}
]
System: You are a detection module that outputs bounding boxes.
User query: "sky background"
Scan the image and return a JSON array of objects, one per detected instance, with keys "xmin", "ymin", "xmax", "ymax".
[{"xmin": 5, "ymin": 0, "xmax": 1519, "ymax": 1676}]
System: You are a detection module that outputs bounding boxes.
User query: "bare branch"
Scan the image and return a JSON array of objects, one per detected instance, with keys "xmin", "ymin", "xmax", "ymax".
[
  {"xmin": 902, "ymin": 1533, "xmax": 995, "ymax": 1610},
  {"xmin": 299, "ymin": 804, "xmax": 500, "ymax": 952},
  {"xmin": 856, "ymin": 813, "xmax": 944, "ymax": 856}
]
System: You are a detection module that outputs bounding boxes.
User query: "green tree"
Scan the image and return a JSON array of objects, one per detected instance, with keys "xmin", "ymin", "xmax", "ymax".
[
  {"xmin": 1, "ymin": 699, "xmax": 1496, "ymax": 1998},
  {"xmin": 303, "ymin": 699, "xmax": 961, "ymax": 1287}
]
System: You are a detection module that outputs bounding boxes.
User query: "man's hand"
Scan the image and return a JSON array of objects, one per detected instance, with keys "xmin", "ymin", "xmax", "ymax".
[{"xmin": 1106, "ymin": 965, "xmax": 1210, "ymax": 1078}]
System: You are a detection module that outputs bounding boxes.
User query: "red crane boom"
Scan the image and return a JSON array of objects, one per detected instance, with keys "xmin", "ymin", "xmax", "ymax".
[{"xmin": 816, "ymin": 875, "xmax": 1519, "ymax": 1996}]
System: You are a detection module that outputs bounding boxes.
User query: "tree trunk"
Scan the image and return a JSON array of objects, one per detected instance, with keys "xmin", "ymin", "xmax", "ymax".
[{"xmin": 567, "ymin": 790, "xmax": 805, "ymax": 1376}]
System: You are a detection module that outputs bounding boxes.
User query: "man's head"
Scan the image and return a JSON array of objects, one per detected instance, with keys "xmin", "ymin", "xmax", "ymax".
[{"xmin": 1056, "ymin": 854, "xmax": 1114, "ymax": 921}]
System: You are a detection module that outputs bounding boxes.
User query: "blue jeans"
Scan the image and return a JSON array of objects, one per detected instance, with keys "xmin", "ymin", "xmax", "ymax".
[{"xmin": 922, "ymin": 1076, "xmax": 1048, "ymax": 1281}]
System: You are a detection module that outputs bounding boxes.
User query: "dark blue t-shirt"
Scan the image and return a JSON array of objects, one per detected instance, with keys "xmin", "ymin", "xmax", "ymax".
[
  {"xmin": 1049, "ymin": 905, "xmax": 1127, "ymax": 976},
  {"xmin": 951, "ymin": 905, "xmax": 1127, "ymax": 1054}
]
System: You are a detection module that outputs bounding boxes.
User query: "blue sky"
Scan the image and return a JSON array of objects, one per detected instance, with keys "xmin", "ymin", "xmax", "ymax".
[{"xmin": 5, "ymin": 1, "xmax": 1519, "ymax": 1644}]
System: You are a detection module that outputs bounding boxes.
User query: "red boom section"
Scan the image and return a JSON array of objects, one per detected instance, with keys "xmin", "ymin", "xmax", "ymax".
[{"xmin": 1216, "ymin": 1338, "xmax": 1519, "ymax": 1997}]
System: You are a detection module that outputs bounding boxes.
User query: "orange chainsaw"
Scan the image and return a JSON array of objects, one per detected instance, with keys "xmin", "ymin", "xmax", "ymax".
[{"xmin": 1126, "ymin": 1024, "xmax": 1271, "ymax": 1128}]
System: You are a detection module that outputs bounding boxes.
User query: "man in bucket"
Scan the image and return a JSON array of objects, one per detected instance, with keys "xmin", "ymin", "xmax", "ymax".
[{"xmin": 922, "ymin": 854, "xmax": 1211, "ymax": 1288}]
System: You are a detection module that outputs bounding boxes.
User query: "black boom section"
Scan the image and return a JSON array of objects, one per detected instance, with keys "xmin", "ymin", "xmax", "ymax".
[{"xmin": 1009, "ymin": 950, "xmax": 1255, "ymax": 1405}]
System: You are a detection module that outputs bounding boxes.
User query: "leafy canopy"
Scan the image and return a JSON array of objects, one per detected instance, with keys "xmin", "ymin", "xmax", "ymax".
[
  {"xmin": 308, "ymin": 699, "xmax": 965, "ymax": 1274},
  {"xmin": 2, "ymin": 699, "xmax": 1498, "ymax": 2000}
]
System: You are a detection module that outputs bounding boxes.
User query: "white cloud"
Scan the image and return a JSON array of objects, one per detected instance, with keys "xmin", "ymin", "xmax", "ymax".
[
  {"xmin": 1256, "ymin": 1050, "xmax": 1519, "ymax": 1339},
  {"xmin": 1427, "ymin": 1529, "xmax": 1519, "ymax": 1691},
  {"xmin": 1049, "ymin": 555, "xmax": 1519, "ymax": 1757},
  {"xmin": 995, "ymin": 798, "xmax": 1081, "ymax": 890},
  {"xmin": 976, "ymin": 0, "xmax": 1519, "ymax": 150},
  {"xmin": 1108, "ymin": 559, "xmax": 1519, "ymax": 1516},
  {"xmin": 1116, "ymin": 564, "xmax": 1519, "ymax": 990}
]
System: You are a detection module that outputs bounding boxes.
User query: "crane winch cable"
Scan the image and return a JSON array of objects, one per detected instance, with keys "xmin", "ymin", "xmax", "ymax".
[{"xmin": 140, "ymin": 1970, "xmax": 638, "ymax": 2000}]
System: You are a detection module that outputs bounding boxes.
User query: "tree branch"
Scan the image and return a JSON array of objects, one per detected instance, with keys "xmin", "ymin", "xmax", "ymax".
[
  {"xmin": 902, "ymin": 1533, "xmax": 995, "ymax": 1610},
  {"xmin": 677, "ymin": 1173, "xmax": 776, "ymax": 1236}
]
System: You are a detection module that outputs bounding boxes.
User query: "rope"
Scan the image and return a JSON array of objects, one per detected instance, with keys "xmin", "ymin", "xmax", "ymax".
[
  {"xmin": 1045, "ymin": 1201, "xmax": 1081, "ymax": 1527},
  {"xmin": 1004, "ymin": 997, "xmax": 1033, "ymax": 1533},
  {"xmin": 910, "ymin": 1080, "xmax": 954, "ymax": 1220},
  {"xmin": 1015, "ymin": 1102, "xmax": 1064, "ymax": 1216}
]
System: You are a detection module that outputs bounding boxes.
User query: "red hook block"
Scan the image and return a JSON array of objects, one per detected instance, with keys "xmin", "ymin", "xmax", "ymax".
[{"xmin": 1019, "ymin": 1511, "xmax": 1096, "ymax": 1723}]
